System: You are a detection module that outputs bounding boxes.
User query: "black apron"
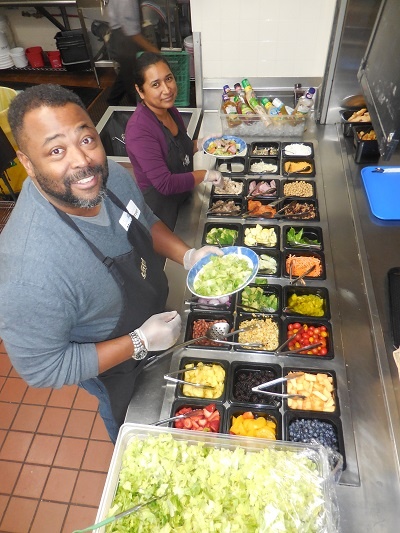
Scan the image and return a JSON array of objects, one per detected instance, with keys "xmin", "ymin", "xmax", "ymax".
[
  {"xmin": 53, "ymin": 189, "xmax": 169, "ymax": 427},
  {"xmin": 143, "ymin": 109, "xmax": 194, "ymax": 230}
]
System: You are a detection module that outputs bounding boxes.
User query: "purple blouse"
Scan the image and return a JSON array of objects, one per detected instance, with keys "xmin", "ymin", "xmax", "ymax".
[{"xmin": 125, "ymin": 103, "xmax": 195, "ymax": 195}]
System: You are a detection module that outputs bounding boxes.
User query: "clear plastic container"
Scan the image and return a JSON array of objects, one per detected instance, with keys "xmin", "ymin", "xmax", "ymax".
[
  {"xmin": 95, "ymin": 423, "xmax": 340, "ymax": 533},
  {"xmin": 220, "ymin": 110, "xmax": 307, "ymax": 137}
]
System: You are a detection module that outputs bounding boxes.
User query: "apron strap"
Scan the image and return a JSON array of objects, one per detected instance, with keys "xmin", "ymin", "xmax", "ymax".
[
  {"xmin": 53, "ymin": 207, "xmax": 113, "ymax": 267},
  {"xmin": 51, "ymin": 202, "xmax": 124, "ymax": 285}
]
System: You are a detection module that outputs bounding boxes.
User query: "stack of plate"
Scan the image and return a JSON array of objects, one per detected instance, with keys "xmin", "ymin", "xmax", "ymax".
[
  {"xmin": 0, "ymin": 31, "xmax": 13, "ymax": 69},
  {"xmin": 0, "ymin": 52, "xmax": 14, "ymax": 69}
]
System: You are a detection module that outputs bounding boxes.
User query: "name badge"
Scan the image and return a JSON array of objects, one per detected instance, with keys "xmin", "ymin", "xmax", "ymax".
[
  {"xmin": 127, "ymin": 200, "xmax": 140, "ymax": 219},
  {"xmin": 119, "ymin": 211, "xmax": 132, "ymax": 231}
]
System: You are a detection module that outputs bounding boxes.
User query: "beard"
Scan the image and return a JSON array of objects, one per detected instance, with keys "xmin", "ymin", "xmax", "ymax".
[{"xmin": 33, "ymin": 159, "xmax": 109, "ymax": 209}]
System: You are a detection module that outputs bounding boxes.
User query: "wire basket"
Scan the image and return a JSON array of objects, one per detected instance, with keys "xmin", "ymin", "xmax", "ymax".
[
  {"xmin": 0, "ymin": 201, "xmax": 14, "ymax": 233},
  {"xmin": 161, "ymin": 50, "xmax": 190, "ymax": 107}
]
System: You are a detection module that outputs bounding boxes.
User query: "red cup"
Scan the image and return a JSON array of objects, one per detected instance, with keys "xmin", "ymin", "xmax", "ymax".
[
  {"xmin": 47, "ymin": 50, "xmax": 62, "ymax": 69},
  {"xmin": 26, "ymin": 46, "xmax": 44, "ymax": 68}
]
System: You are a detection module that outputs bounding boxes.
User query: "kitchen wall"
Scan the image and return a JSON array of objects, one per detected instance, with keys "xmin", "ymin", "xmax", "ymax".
[
  {"xmin": 191, "ymin": 0, "xmax": 337, "ymax": 79},
  {"xmin": 0, "ymin": 6, "xmax": 102, "ymax": 53}
]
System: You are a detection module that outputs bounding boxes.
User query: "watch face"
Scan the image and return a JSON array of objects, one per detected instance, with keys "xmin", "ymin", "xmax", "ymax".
[{"xmin": 135, "ymin": 347, "xmax": 147, "ymax": 360}]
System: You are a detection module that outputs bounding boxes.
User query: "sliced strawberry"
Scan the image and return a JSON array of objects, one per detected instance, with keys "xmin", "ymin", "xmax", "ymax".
[
  {"xmin": 174, "ymin": 419, "xmax": 184, "ymax": 429},
  {"xmin": 203, "ymin": 403, "xmax": 216, "ymax": 418},
  {"xmin": 208, "ymin": 410, "xmax": 220, "ymax": 422},
  {"xmin": 190, "ymin": 415, "xmax": 203, "ymax": 422},
  {"xmin": 176, "ymin": 407, "xmax": 192, "ymax": 416},
  {"xmin": 183, "ymin": 418, "xmax": 192, "ymax": 429},
  {"xmin": 208, "ymin": 420, "xmax": 220, "ymax": 432},
  {"xmin": 198, "ymin": 418, "xmax": 207, "ymax": 427},
  {"xmin": 191, "ymin": 420, "xmax": 200, "ymax": 429}
]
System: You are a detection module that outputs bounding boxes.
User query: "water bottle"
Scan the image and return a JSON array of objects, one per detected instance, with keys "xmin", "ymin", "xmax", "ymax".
[{"xmin": 294, "ymin": 87, "xmax": 316, "ymax": 116}]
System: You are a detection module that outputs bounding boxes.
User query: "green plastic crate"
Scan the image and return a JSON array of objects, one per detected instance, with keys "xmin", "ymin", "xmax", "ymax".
[{"xmin": 161, "ymin": 50, "xmax": 190, "ymax": 107}]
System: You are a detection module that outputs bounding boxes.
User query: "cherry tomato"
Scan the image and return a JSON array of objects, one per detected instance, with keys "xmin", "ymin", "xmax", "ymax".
[{"xmin": 287, "ymin": 322, "xmax": 329, "ymax": 356}]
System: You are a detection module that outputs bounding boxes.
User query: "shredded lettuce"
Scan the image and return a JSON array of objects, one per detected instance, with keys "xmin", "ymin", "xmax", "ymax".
[
  {"xmin": 194, "ymin": 255, "xmax": 252, "ymax": 296},
  {"xmin": 105, "ymin": 433, "xmax": 330, "ymax": 532}
]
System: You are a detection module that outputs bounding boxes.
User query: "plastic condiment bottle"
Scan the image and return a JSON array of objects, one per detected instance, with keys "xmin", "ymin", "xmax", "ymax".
[
  {"xmin": 221, "ymin": 94, "xmax": 241, "ymax": 127},
  {"xmin": 246, "ymin": 93, "xmax": 272, "ymax": 127},
  {"xmin": 294, "ymin": 87, "xmax": 316, "ymax": 115},
  {"xmin": 223, "ymin": 84, "xmax": 237, "ymax": 101},
  {"xmin": 271, "ymin": 97, "xmax": 289, "ymax": 115},
  {"xmin": 241, "ymin": 78, "xmax": 257, "ymax": 99},
  {"xmin": 233, "ymin": 84, "xmax": 253, "ymax": 111},
  {"xmin": 260, "ymin": 97, "xmax": 279, "ymax": 115}
]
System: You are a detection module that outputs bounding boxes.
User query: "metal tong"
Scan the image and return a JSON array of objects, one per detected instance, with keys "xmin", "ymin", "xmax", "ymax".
[
  {"xmin": 236, "ymin": 303, "xmax": 276, "ymax": 314},
  {"xmin": 245, "ymin": 186, "xmax": 277, "ymax": 199},
  {"xmin": 273, "ymin": 326, "xmax": 322, "ymax": 356},
  {"xmin": 251, "ymin": 372, "xmax": 306, "ymax": 399},
  {"xmin": 112, "ymin": 134, "xmax": 126, "ymax": 145},
  {"xmin": 289, "ymin": 264, "xmax": 316, "ymax": 285},
  {"xmin": 164, "ymin": 365, "xmax": 216, "ymax": 389},
  {"xmin": 152, "ymin": 409, "xmax": 204, "ymax": 426},
  {"xmin": 73, "ymin": 495, "xmax": 166, "ymax": 532},
  {"xmin": 242, "ymin": 196, "xmax": 295, "ymax": 218}
]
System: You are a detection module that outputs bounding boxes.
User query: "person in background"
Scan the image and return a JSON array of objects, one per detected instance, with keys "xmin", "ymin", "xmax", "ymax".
[
  {"xmin": 0, "ymin": 84, "xmax": 220, "ymax": 443},
  {"xmin": 106, "ymin": 0, "xmax": 159, "ymax": 106},
  {"xmin": 125, "ymin": 52, "xmax": 224, "ymax": 230}
]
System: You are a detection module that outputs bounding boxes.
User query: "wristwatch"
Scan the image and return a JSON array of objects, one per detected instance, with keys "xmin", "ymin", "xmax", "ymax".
[{"xmin": 129, "ymin": 330, "xmax": 148, "ymax": 360}]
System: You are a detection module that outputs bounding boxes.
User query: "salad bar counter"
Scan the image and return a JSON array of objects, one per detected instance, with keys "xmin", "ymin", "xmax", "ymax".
[
  {"xmin": 157, "ymin": 135, "xmax": 357, "ymax": 488},
  {"xmin": 122, "ymin": 117, "xmax": 400, "ymax": 531}
]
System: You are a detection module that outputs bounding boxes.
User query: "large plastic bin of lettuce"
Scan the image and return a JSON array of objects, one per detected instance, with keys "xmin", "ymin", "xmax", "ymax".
[{"xmin": 95, "ymin": 423, "xmax": 340, "ymax": 532}]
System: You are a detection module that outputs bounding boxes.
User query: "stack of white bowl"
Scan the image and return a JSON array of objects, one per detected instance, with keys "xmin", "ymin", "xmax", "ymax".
[
  {"xmin": 0, "ymin": 30, "xmax": 14, "ymax": 69},
  {"xmin": 9, "ymin": 47, "xmax": 28, "ymax": 68}
]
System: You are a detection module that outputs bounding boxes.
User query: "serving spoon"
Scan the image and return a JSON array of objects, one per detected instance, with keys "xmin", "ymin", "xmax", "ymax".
[{"xmin": 156, "ymin": 322, "xmax": 260, "ymax": 358}]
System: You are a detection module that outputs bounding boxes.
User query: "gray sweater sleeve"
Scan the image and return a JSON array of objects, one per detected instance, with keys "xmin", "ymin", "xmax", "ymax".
[{"xmin": 0, "ymin": 159, "xmax": 159, "ymax": 389}]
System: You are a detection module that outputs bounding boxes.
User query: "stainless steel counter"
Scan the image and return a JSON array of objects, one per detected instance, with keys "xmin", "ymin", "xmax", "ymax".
[{"xmin": 126, "ymin": 114, "xmax": 400, "ymax": 532}]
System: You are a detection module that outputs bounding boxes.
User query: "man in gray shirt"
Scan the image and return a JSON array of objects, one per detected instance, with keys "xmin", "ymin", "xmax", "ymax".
[
  {"xmin": 0, "ymin": 84, "xmax": 218, "ymax": 442},
  {"xmin": 106, "ymin": 0, "xmax": 159, "ymax": 105}
]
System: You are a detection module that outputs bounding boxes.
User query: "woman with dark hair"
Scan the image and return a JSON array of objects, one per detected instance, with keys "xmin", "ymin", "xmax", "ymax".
[{"xmin": 125, "ymin": 52, "xmax": 223, "ymax": 230}]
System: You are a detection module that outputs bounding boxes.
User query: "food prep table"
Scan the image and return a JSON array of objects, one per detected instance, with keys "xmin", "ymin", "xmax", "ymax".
[{"xmin": 124, "ymin": 113, "xmax": 400, "ymax": 532}]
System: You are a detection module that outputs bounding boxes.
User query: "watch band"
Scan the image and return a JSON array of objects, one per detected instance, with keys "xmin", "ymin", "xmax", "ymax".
[{"xmin": 129, "ymin": 330, "xmax": 148, "ymax": 360}]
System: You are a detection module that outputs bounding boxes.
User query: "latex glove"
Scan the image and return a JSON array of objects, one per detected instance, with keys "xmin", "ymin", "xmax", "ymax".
[
  {"xmin": 196, "ymin": 133, "xmax": 218, "ymax": 152},
  {"xmin": 204, "ymin": 170, "xmax": 224, "ymax": 188},
  {"xmin": 136, "ymin": 311, "xmax": 181, "ymax": 351},
  {"xmin": 183, "ymin": 246, "xmax": 223, "ymax": 270}
]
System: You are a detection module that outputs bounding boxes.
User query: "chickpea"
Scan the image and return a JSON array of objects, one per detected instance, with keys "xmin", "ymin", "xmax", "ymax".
[{"xmin": 283, "ymin": 180, "xmax": 313, "ymax": 197}]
